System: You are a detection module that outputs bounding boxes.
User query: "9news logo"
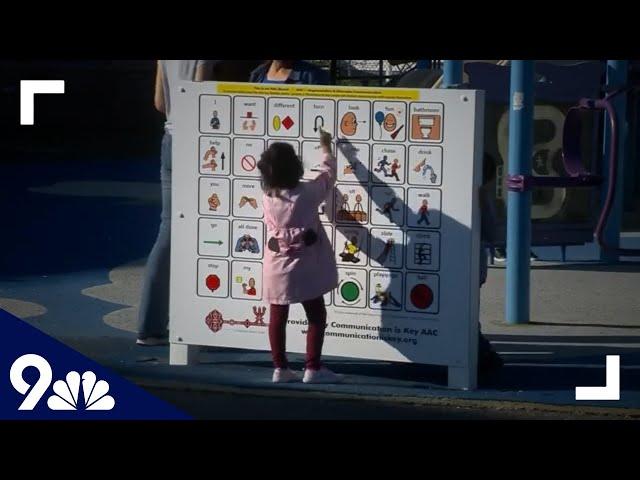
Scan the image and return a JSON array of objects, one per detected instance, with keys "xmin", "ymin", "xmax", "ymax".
[{"xmin": 10, "ymin": 354, "xmax": 115, "ymax": 411}]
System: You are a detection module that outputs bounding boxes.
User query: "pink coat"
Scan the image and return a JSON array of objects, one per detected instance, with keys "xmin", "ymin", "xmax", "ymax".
[{"xmin": 262, "ymin": 152, "xmax": 338, "ymax": 305}]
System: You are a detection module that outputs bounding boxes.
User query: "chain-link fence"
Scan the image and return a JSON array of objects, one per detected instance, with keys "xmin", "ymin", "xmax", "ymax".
[{"xmin": 309, "ymin": 60, "xmax": 441, "ymax": 86}]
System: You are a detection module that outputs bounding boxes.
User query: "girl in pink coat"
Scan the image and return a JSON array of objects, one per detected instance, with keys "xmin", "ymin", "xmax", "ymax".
[{"xmin": 258, "ymin": 129, "xmax": 342, "ymax": 384}]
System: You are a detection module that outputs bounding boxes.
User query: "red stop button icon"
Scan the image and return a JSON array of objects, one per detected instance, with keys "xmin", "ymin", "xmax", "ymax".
[
  {"xmin": 410, "ymin": 284, "xmax": 433, "ymax": 309},
  {"xmin": 206, "ymin": 274, "xmax": 221, "ymax": 292}
]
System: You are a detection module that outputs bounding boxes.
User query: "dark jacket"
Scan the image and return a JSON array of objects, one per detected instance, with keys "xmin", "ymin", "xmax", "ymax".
[{"xmin": 249, "ymin": 61, "xmax": 330, "ymax": 85}]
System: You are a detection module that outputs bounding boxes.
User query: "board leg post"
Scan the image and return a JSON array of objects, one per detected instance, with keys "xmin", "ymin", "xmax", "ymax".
[
  {"xmin": 448, "ymin": 365, "xmax": 476, "ymax": 390},
  {"xmin": 170, "ymin": 343, "xmax": 201, "ymax": 366}
]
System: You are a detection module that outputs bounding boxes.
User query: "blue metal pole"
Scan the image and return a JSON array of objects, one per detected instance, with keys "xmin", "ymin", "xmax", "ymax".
[
  {"xmin": 506, "ymin": 60, "xmax": 535, "ymax": 325},
  {"xmin": 600, "ymin": 60, "xmax": 629, "ymax": 263},
  {"xmin": 442, "ymin": 60, "xmax": 463, "ymax": 87}
]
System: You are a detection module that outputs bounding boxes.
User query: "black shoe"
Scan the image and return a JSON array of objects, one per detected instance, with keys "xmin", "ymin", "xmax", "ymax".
[
  {"xmin": 493, "ymin": 248, "xmax": 506, "ymax": 262},
  {"xmin": 492, "ymin": 249, "xmax": 538, "ymax": 263},
  {"xmin": 136, "ymin": 335, "xmax": 169, "ymax": 346}
]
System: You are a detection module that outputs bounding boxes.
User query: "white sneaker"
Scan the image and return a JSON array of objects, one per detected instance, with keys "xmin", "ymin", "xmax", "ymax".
[
  {"xmin": 272, "ymin": 368, "xmax": 301, "ymax": 383},
  {"xmin": 303, "ymin": 367, "xmax": 344, "ymax": 384},
  {"xmin": 136, "ymin": 336, "xmax": 169, "ymax": 346}
]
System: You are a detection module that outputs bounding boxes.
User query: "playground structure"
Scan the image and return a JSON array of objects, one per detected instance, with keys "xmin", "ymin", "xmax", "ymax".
[{"xmin": 434, "ymin": 60, "xmax": 639, "ymax": 324}]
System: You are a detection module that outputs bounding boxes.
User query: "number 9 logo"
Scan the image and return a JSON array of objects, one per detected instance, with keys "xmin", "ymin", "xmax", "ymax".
[{"xmin": 9, "ymin": 354, "xmax": 53, "ymax": 410}]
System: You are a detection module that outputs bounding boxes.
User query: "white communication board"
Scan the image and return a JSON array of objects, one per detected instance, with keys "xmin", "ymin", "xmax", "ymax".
[{"xmin": 170, "ymin": 81, "xmax": 485, "ymax": 389}]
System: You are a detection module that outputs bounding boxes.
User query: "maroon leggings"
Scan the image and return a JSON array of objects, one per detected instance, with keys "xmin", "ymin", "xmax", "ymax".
[{"xmin": 269, "ymin": 296, "xmax": 327, "ymax": 371}]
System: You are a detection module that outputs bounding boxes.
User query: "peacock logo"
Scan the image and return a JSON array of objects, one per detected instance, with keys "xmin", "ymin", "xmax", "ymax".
[{"xmin": 47, "ymin": 371, "xmax": 115, "ymax": 411}]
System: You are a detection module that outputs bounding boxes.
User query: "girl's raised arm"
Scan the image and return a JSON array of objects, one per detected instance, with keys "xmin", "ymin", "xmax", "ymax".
[{"xmin": 307, "ymin": 129, "xmax": 337, "ymax": 205}]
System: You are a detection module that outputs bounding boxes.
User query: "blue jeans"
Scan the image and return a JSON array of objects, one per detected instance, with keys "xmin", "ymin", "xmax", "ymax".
[
  {"xmin": 137, "ymin": 132, "xmax": 172, "ymax": 338},
  {"xmin": 480, "ymin": 246, "xmax": 488, "ymax": 286}
]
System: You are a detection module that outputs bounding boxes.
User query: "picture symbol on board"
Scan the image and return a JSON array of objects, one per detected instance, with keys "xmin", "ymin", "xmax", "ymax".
[
  {"xmin": 375, "ymin": 238, "xmax": 396, "ymax": 265},
  {"xmin": 339, "ymin": 236, "xmax": 362, "ymax": 264},
  {"xmin": 375, "ymin": 111, "xmax": 385, "ymax": 136},
  {"xmin": 343, "ymin": 159, "xmax": 357, "ymax": 175},
  {"xmin": 208, "ymin": 193, "xmax": 221, "ymax": 211},
  {"xmin": 282, "ymin": 116, "xmax": 294, "ymax": 130},
  {"xmin": 241, "ymin": 154, "xmax": 257, "ymax": 172},
  {"xmin": 234, "ymin": 234, "xmax": 260, "ymax": 254},
  {"xmin": 414, "ymin": 158, "xmax": 438, "ymax": 183},
  {"xmin": 417, "ymin": 199, "xmax": 430, "ymax": 225},
  {"xmin": 210, "ymin": 110, "xmax": 220, "ymax": 130},
  {"xmin": 374, "ymin": 155, "xmax": 390, "ymax": 176},
  {"xmin": 340, "ymin": 112, "xmax": 365, "ymax": 137},
  {"xmin": 411, "ymin": 114, "xmax": 441, "ymax": 140},
  {"xmin": 410, "ymin": 283, "xmax": 434, "ymax": 310},
  {"xmin": 390, "ymin": 124, "xmax": 404, "ymax": 140},
  {"xmin": 414, "ymin": 243, "xmax": 432, "ymax": 265},
  {"xmin": 238, "ymin": 196, "xmax": 258, "ymax": 209},
  {"xmin": 387, "ymin": 158, "xmax": 401, "ymax": 181},
  {"xmin": 383, "ymin": 113, "xmax": 396, "ymax": 132},
  {"xmin": 241, "ymin": 112, "xmax": 257, "ymax": 132},
  {"xmin": 339, "ymin": 279, "xmax": 361, "ymax": 304},
  {"xmin": 376, "ymin": 197, "xmax": 400, "ymax": 223},
  {"xmin": 203, "ymin": 239, "xmax": 224, "ymax": 246},
  {"xmin": 242, "ymin": 277, "xmax": 257, "ymax": 296},
  {"xmin": 370, "ymin": 283, "xmax": 401, "ymax": 308},
  {"xmin": 205, "ymin": 274, "xmax": 221, "ymax": 292},
  {"xmin": 313, "ymin": 115, "xmax": 325, "ymax": 133},
  {"xmin": 336, "ymin": 193, "xmax": 367, "ymax": 222},
  {"xmin": 375, "ymin": 111, "xmax": 404, "ymax": 139},
  {"xmin": 203, "ymin": 146, "xmax": 223, "ymax": 171},
  {"xmin": 272, "ymin": 115, "xmax": 294, "ymax": 131}
]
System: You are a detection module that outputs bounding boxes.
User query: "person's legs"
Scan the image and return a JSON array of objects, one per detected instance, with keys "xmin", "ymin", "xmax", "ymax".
[
  {"xmin": 301, "ymin": 296, "xmax": 327, "ymax": 370},
  {"xmin": 301, "ymin": 296, "xmax": 343, "ymax": 384},
  {"xmin": 269, "ymin": 304, "xmax": 290, "ymax": 368},
  {"xmin": 137, "ymin": 132, "xmax": 172, "ymax": 341},
  {"xmin": 478, "ymin": 247, "xmax": 502, "ymax": 372}
]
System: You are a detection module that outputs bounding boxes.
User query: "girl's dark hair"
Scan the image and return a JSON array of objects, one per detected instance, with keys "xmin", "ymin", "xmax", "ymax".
[{"xmin": 258, "ymin": 142, "xmax": 304, "ymax": 195}]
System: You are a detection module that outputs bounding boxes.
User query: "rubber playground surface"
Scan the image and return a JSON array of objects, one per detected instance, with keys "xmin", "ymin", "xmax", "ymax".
[{"xmin": 2, "ymin": 154, "xmax": 640, "ymax": 417}]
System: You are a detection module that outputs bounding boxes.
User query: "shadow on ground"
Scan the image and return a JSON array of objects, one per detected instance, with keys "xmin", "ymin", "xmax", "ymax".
[{"xmin": 0, "ymin": 154, "xmax": 161, "ymax": 277}]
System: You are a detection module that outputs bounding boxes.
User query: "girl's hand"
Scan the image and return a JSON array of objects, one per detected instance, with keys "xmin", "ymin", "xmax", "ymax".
[{"xmin": 319, "ymin": 128, "xmax": 332, "ymax": 151}]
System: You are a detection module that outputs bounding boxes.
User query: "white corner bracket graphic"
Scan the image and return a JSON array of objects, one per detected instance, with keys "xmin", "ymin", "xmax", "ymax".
[
  {"xmin": 575, "ymin": 355, "xmax": 620, "ymax": 401},
  {"xmin": 20, "ymin": 80, "xmax": 65, "ymax": 125}
]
